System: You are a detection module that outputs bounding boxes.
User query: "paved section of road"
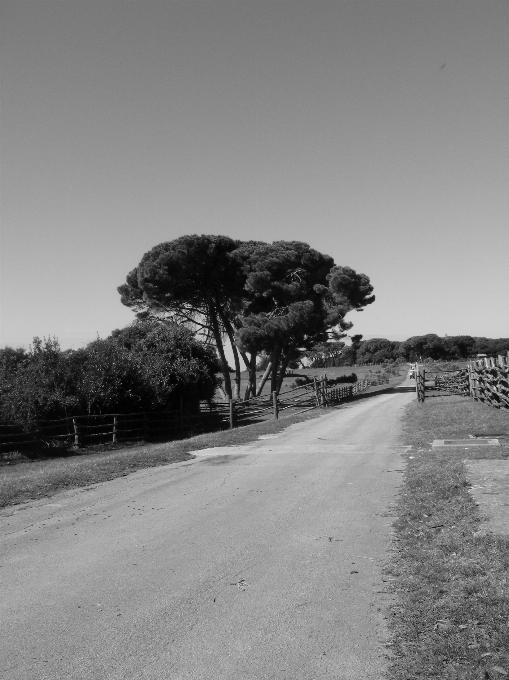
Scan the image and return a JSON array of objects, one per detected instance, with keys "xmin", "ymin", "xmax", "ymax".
[{"xmin": 1, "ymin": 381, "xmax": 415, "ymax": 680}]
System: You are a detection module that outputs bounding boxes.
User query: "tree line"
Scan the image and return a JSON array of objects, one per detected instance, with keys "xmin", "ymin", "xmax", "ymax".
[{"xmin": 307, "ymin": 334, "xmax": 509, "ymax": 368}]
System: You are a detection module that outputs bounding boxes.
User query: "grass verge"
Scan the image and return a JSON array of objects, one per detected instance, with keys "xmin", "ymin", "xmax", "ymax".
[
  {"xmin": 0, "ymin": 407, "xmax": 329, "ymax": 509},
  {"xmin": 387, "ymin": 395, "xmax": 509, "ymax": 680}
]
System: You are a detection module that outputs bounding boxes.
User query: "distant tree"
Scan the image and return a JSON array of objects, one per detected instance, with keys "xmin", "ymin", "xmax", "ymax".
[
  {"xmin": 349, "ymin": 334, "xmax": 364, "ymax": 364},
  {"xmin": 472, "ymin": 337, "xmax": 509, "ymax": 356},
  {"xmin": 398, "ymin": 334, "xmax": 447, "ymax": 362},
  {"xmin": 357, "ymin": 338, "xmax": 400, "ymax": 365},
  {"xmin": 443, "ymin": 335, "xmax": 475, "ymax": 359},
  {"xmin": 304, "ymin": 340, "xmax": 348, "ymax": 368}
]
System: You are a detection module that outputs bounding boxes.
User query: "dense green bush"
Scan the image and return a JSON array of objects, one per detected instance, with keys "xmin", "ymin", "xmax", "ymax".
[
  {"xmin": 327, "ymin": 373, "xmax": 358, "ymax": 385},
  {"xmin": 0, "ymin": 323, "xmax": 221, "ymax": 429}
]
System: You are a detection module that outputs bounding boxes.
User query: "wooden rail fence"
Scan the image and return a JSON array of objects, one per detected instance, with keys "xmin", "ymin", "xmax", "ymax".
[
  {"xmin": 468, "ymin": 354, "xmax": 509, "ymax": 410},
  {"xmin": 412, "ymin": 354, "xmax": 509, "ymax": 410},
  {"xmin": 0, "ymin": 404, "xmax": 230, "ymax": 453}
]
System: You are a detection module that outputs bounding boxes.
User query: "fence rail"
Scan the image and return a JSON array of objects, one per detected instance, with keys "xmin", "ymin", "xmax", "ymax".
[{"xmin": 0, "ymin": 404, "xmax": 230, "ymax": 452}]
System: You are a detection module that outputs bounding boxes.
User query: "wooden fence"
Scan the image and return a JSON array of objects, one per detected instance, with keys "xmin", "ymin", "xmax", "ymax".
[
  {"xmin": 413, "ymin": 354, "xmax": 509, "ymax": 410},
  {"xmin": 0, "ymin": 403, "xmax": 230, "ymax": 453},
  {"xmin": 468, "ymin": 354, "xmax": 509, "ymax": 410},
  {"xmin": 422, "ymin": 368, "xmax": 470, "ymax": 396},
  {"xmin": 0, "ymin": 373, "xmax": 393, "ymax": 454},
  {"xmin": 415, "ymin": 366, "xmax": 426, "ymax": 403}
]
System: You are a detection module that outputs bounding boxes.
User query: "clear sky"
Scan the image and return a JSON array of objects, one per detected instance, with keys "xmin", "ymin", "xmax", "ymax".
[{"xmin": 1, "ymin": 0, "xmax": 508, "ymax": 350}]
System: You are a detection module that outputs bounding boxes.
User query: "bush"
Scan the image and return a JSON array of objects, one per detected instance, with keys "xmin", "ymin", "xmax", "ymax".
[
  {"xmin": 294, "ymin": 376, "xmax": 313, "ymax": 387},
  {"xmin": 0, "ymin": 323, "xmax": 222, "ymax": 429},
  {"xmin": 327, "ymin": 373, "xmax": 358, "ymax": 385}
]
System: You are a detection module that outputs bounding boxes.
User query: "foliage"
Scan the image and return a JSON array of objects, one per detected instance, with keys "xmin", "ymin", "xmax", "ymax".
[
  {"xmin": 72, "ymin": 340, "xmax": 148, "ymax": 416},
  {"xmin": 118, "ymin": 234, "xmax": 245, "ymax": 399},
  {"xmin": 0, "ymin": 325, "xmax": 221, "ymax": 429},
  {"xmin": 471, "ymin": 337, "xmax": 509, "ymax": 355},
  {"xmin": 396, "ymin": 335, "xmax": 509, "ymax": 362},
  {"xmin": 357, "ymin": 337, "xmax": 401, "ymax": 364},
  {"xmin": 233, "ymin": 242, "xmax": 373, "ymax": 392},
  {"xmin": 119, "ymin": 236, "xmax": 376, "ymax": 399},
  {"xmin": 398, "ymin": 334, "xmax": 448, "ymax": 362},
  {"xmin": 0, "ymin": 337, "xmax": 81, "ymax": 427},
  {"xmin": 327, "ymin": 372, "xmax": 358, "ymax": 384},
  {"xmin": 110, "ymin": 320, "xmax": 220, "ymax": 410},
  {"xmin": 305, "ymin": 341, "xmax": 346, "ymax": 368},
  {"xmin": 293, "ymin": 376, "xmax": 313, "ymax": 387}
]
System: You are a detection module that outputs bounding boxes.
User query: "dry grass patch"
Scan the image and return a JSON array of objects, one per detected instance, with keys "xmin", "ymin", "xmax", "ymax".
[{"xmin": 387, "ymin": 395, "xmax": 509, "ymax": 680}]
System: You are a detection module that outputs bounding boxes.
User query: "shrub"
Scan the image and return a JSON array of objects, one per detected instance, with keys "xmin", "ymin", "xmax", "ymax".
[
  {"xmin": 294, "ymin": 376, "xmax": 313, "ymax": 387},
  {"xmin": 327, "ymin": 373, "xmax": 358, "ymax": 385},
  {"xmin": 0, "ymin": 323, "xmax": 222, "ymax": 429}
]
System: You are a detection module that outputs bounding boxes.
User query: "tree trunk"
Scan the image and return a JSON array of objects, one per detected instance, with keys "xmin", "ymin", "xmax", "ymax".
[
  {"xmin": 256, "ymin": 362, "xmax": 272, "ymax": 397},
  {"xmin": 244, "ymin": 352, "xmax": 257, "ymax": 400},
  {"xmin": 270, "ymin": 346, "xmax": 282, "ymax": 395},
  {"xmin": 231, "ymin": 343, "xmax": 242, "ymax": 400},
  {"xmin": 215, "ymin": 306, "xmax": 241, "ymax": 400},
  {"xmin": 276, "ymin": 353, "xmax": 291, "ymax": 394},
  {"xmin": 235, "ymin": 344, "xmax": 256, "ymax": 398},
  {"xmin": 207, "ymin": 299, "xmax": 232, "ymax": 399}
]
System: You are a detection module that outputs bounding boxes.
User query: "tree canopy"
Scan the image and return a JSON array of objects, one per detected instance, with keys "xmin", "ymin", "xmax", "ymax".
[{"xmin": 118, "ymin": 235, "xmax": 244, "ymax": 398}]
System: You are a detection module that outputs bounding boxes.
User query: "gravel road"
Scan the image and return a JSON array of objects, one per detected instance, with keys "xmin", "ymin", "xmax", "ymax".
[{"xmin": 1, "ymin": 379, "xmax": 415, "ymax": 679}]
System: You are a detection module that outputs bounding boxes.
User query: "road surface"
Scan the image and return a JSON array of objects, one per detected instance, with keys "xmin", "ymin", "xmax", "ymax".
[{"xmin": 1, "ymin": 380, "xmax": 415, "ymax": 679}]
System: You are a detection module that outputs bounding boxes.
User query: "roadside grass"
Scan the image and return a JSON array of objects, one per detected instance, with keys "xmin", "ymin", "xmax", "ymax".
[
  {"xmin": 0, "ymin": 406, "xmax": 329, "ymax": 509},
  {"xmin": 388, "ymin": 395, "xmax": 509, "ymax": 680}
]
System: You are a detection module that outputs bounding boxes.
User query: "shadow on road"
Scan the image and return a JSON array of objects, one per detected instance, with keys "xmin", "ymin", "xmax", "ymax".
[{"xmin": 340, "ymin": 383, "xmax": 415, "ymax": 403}]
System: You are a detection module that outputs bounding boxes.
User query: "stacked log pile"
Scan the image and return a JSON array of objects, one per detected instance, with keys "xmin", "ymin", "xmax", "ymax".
[{"xmin": 434, "ymin": 370, "xmax": 470, "ymax": 395}]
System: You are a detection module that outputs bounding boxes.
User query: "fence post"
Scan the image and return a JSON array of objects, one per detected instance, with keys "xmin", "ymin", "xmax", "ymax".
[
  {"xmin": 112, "ymin": 415, "xmax": 117, "ymax": 444},
  {"xmin": 416, "ymin": 366, "xmax": 426, "ymax": 403},
  {"xmin": 229, "ymin": 398, "xmax": 234, "ymax": 429},
  {"xmin": 313, "ymin": 377, "xmax": 320, "ymax": 406},
  {"xmin": 272, "ymin": 391, "xmax": 279, "ymax": 419},
  {"xmin": 72, "ymin": 417, "xmax": 80, "ymax": 446},
  {"xmin": 468, "ymin": 364, "xmax": 474, "ymax": 399}
]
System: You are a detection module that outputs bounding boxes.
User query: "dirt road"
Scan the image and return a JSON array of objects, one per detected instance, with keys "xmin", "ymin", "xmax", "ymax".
[{"xmin": 1, "ymin": 380, "xmax": 415, "ymax": 679}]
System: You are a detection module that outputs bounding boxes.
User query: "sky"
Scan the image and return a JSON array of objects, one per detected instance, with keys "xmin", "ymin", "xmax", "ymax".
[{"xmin": 1, "ymin": 0, "xmax": 508, "ymax": 352}]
